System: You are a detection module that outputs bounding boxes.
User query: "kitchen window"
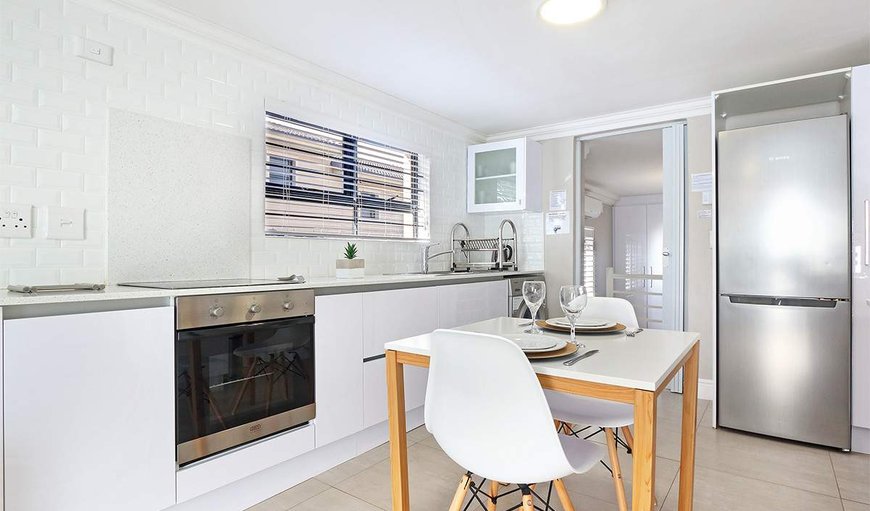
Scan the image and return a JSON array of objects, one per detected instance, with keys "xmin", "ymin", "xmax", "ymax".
[{"xmin": 264, "ymin": 112, "xmax": 430, "ymax": 240}]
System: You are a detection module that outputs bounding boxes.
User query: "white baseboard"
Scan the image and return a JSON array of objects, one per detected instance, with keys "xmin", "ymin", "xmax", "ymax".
[
  {"xmin": 697, "ymin": 378, "xmax": 715, "ymax": 402},
  {"xmin": 852, "ymin": 426, "xmax": 870, "ymax": 454}
]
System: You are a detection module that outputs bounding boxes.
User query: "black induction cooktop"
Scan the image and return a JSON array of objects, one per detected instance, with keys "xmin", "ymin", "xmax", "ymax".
[{"xmin": 119, "ymin": 278, "xmax": 284, "ymax": 290}]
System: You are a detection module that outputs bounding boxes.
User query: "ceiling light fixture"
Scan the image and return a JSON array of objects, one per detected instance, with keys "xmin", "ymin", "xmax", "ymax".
[{"xmin": 538, "ymin": 0, "xmax": 606, "ymax": 25}]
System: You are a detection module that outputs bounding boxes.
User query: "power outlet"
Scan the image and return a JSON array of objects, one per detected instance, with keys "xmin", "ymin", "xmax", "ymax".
[{"xmin": 0, "ymin": 203, "xmax": 33, "ymax": 239}]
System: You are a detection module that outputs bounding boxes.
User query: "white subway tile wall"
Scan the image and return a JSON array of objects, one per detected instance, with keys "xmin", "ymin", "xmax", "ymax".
[
  {"xmin": 483, "ymin": 212, "xmax": 545, "ymax": 272},
  {"xmin": 0, "ymin": 0, "xmax": 488, "ymax": 286}
]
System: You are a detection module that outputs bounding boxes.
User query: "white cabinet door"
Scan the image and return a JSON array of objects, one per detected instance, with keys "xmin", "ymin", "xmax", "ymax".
[
  {"xmin": 362, "ymin": 287, "xmax": 438, "ymax": 358},
  {"xmin": 851, "ymin": 64, "xmax": 870, "ymax": 433},
  {"xmin": 467, "ymin": 138, "xmax": 542, "ymax": 213},
  {"xmin": 314, "ymin": 294, "xmax": 364, "ymax": 447},
  {"xmin": 438, "ymin": 280, "xmax": 509, "ymax": 328},
  {"xmin": 360, "ymin": 281, "xmax": 509, "ymax": 428},
  {"xmin": 361, "ymin": 286, "xmax": 437, "ymax": 427},
  {"xmin": 362, "ymin": 358, "xmax": 428, "ymax": 428},
  {"xmin": 362, "ymin": 358, "xmax": 388, "ymax": 427},
  {"xmin": 3, "ymin": 307, "xmax": 176, "ymax": 511}
]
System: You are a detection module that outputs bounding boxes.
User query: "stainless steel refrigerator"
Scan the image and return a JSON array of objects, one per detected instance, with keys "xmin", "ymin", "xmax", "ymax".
[{"xmin": 717, "ymin": 114, "xmax": 851, "ymax": 449}]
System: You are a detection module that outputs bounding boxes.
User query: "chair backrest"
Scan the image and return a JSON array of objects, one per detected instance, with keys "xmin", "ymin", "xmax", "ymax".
[
  {"xmin": 582, "ymin": 297, "xmax": 639, "ymax": 328},
  {"xmin": 424, "ymin": 329, "xmax": 574, "ymax": 484}
]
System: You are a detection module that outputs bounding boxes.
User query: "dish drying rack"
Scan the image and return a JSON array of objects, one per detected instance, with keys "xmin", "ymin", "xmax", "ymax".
[{"xmin": 450, "ymin": 219, "xmax": 518, "ymax": 272}]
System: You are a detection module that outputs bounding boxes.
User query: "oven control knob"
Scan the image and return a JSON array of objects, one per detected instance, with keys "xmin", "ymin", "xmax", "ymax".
[
  {"xmin": 283, "ymin": 301, "xmax": 294, "ymax": 311},
  {"xmin": 209, "ymin": 306, "xmax": 225, "ymax": 318},
  {"xmin": 249, "ymin": 303, "xmax": 262, "ymax": 314}
]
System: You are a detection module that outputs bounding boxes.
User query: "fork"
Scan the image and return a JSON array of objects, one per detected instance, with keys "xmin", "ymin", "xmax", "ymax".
[{"xmin": 626, "ymin": 328, "xmax": 644, "ymax": 337}]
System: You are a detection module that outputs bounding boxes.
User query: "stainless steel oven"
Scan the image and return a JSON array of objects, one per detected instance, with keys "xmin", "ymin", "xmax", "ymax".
[{"xmin": 175, "ymin": 289, "xmax": 315, "ymax": 465}]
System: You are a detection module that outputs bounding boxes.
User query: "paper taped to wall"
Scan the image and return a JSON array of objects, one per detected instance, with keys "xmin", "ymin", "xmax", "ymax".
[
  {"xmin": 549, "ymin": 190, "xmax": 567, "ymax": 211},
  {"xmin": 691, "ymin": 172, "xmax": 713, "ymax": 192},
  {"xmin": 546, "ymin": 211, "xmax": 570, "ymax": 235}
]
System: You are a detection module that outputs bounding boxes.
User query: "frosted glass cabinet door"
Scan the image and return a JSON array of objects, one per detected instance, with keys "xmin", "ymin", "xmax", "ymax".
[
  {"xmin": 474, "ymin": 147, "xmax": 518, "ymax": 205},
  {"xmin": 467, "ymin": 137, "xmax": 541, "ymax": 213}
]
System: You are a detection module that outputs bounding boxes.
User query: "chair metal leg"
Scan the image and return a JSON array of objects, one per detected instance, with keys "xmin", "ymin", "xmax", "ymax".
[
  {"xmin": 605, "ymin": 428, "xmax": 629, "ymax": 511},
  {"xmin": 449, "ymin": 472, "xmax": 473, "ymax": 511},
  {"xmin": 553, "ymin": 479, "xmax": 575, "ymax": 511}
]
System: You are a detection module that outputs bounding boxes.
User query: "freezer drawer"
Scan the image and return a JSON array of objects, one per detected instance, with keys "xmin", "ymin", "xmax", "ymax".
[
  {"xmin": 718, "ymin": 115, "xmax": 850, "ymax": 299},
  {"xmin": 717, "ymin": 295, "xmax": 851, "ymax": 449}
]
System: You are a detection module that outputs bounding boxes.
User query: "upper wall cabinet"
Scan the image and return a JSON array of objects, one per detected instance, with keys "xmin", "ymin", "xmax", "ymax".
[{"xmin": 467, "ymin": 137, "xmax": 542, "ymax": 213}]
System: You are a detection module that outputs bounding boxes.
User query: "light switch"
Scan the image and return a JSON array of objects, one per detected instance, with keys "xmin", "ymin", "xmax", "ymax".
[
  {"xmin": 73, "ymin": 37, "xmax": 114, "ymax": 66},
  {"xmin": 45, "ymin": 207, "xmax": 85, "ymax": 240},
  {"xmin": 0, "ymin": 203, "xmax": 33, "ymax": 238}
]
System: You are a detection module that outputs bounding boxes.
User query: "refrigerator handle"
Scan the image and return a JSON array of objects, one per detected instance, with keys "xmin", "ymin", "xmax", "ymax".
[{"xmin": 723, "ymin": 295, "xmax": 841, "ymax": 308}]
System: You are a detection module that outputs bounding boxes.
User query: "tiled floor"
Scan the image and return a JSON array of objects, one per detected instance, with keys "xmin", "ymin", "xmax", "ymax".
[{"xmin": 248, "ymin": 393, "xmax": 870, "ymax": 511}]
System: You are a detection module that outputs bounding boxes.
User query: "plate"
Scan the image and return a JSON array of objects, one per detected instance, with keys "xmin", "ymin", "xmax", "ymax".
[
  {"xmin": 546, "ymin": 317, "xmax": 616, "ymax": 330},
  {"xmin": 525, "ymin": 342, "xmax": 579, "ymax": 360},
  {"xmin": 502, "ymin": 333, "xmax": 567, "ymax": 353},
  {"xmin": 536, "ymin": 320, "xmax": 627, "ymax": 335}
]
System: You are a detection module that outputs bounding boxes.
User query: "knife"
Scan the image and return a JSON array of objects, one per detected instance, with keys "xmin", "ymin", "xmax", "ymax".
[{"xmin": 563, "ymin": 349, "xmax": 599, "ymax": 366}]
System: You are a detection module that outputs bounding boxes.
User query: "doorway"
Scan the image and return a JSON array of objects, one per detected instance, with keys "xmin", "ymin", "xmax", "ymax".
[{"xmin": 575, "ymin": 123, "xmax": 686, "ymax": 355}]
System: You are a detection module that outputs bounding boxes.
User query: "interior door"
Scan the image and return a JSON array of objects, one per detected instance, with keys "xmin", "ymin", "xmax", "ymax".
[
  {"xmin": 646, "ymin": 203, "xmax": 664, "ymax": 327},
  {"xmin": 662, "ymin": 123, "xmax": 685, "ymax": 332},
  {"xmin": 662, "ymin": 123, "xmax": 686, "ymax": 392},
  {"xmin": 612, "ymin": 204, "xmax": 648, "ymax": 326}
]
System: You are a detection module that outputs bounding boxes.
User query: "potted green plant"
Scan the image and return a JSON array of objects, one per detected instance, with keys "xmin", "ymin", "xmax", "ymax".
[{"xmin": 336, "ymin": 242, "xmax": 365, "ymax": 279}]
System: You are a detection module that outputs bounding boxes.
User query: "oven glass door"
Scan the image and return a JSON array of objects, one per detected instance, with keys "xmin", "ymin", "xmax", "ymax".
[{"xmin": 176, "ymin": 316, "xmax": 314, "ymax": 464}]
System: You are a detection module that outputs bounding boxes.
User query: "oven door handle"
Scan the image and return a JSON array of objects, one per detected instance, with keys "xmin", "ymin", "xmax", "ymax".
[{"xmin": 177, "ymin": 315, "xmax": 314, "ymax": 338}]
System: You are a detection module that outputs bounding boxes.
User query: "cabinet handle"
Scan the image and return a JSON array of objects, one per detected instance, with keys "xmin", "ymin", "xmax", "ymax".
[{"xmin": 865, "ymin": 200, "xmax": 869, "ymax": 266}]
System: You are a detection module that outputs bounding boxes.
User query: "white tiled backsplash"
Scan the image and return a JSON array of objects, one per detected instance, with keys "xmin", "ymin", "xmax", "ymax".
[
  {"xmin": 483, "ymin": 212, "xmax": 545, "ymax": 272},
  {"xmin": 0, "ymin": 0, "xmax": 491, "ymax": 285}
]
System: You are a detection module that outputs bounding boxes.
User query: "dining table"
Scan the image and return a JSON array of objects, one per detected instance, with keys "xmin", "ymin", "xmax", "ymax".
[{"xmin": 383, "ymin": 317, "xmax": 701, "ymax": 511}]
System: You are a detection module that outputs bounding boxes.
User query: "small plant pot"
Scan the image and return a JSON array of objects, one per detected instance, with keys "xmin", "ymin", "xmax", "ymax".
[{"xmin": 336, "ymin": 258, "xmax": 365, "ymax": 279}]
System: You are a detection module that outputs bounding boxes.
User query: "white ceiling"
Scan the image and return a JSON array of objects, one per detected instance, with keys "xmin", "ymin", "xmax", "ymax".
[
  {"xmin": 160, "ymin": 0, "xmax": 870, "ymax": 134},
  {"xmin": 582, "ymin": 129, "xmax": 662, "ymax": 198}
]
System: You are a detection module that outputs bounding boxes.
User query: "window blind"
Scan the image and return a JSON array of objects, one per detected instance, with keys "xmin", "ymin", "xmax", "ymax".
[
  {"xmin": 583, "ymin": 227, "xmax": 595, "ymax": 297},
  {"xmin": 264, "ymin": 112, "xmax": 430, "ymax": 240}
]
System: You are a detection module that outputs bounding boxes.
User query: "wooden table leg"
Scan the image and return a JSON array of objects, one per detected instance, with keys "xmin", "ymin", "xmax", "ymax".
[
  {"xmin": 631, "ymin": 389, "xmax": 657, "ymax": 511},
  {"xmin": 387, "ymin": 350, "xmax": 410, "ymax": 511},
  {"xmin": 678, "ymin": 343, "xmax": 700, "ymax": 511}
]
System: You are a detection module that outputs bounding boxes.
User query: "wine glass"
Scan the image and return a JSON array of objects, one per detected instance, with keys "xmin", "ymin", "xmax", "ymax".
[
  {"xmin": 560, "ymin": 285, "xmax": 588, "ymax": 348},
  {"xmin": 522, "ymin": 280, "xmax": 546, "ymax": 334}
]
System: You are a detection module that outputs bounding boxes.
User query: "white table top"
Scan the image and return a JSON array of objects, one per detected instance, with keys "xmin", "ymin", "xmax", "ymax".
[{"xmin": 384, "ymin": 317, "xmax": 700, "ymax": 392}]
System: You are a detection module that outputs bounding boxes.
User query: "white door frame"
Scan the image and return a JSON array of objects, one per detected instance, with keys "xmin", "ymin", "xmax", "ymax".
[{"xmin": 574, "ymin": 122, "xmax": 687, "ymax": 390}]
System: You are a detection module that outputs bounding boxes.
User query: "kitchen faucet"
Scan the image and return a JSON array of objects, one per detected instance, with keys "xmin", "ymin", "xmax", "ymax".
[{"xmin": 421, "ymin": 242, "xmax": 454, "ymax": 274}]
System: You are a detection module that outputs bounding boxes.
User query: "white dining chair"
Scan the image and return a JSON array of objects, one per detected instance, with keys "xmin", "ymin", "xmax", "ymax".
[
  {"xmin": 545, "ymin": 296, "xmax": 640, "ymax": 511},
  {"xmin": 426, "ymin": 329, "xmax": 607, "ymax": 511},
  {"xmin": 581, "ymin": 296, "xmax": 640, "ymax": 328}
]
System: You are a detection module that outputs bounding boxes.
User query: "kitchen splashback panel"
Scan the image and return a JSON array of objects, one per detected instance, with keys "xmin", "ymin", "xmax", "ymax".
[{"xmin": 108, "ymin": 110, "xmax": 252, "ymax": 283}]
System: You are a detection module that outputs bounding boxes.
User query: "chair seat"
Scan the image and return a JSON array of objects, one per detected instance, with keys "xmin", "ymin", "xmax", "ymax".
[
  {"xmin": 559, "ymin": 435, "xmax": 606, "ymax": 475},
  {"xmin": 545, "ymin": 390, "xmax": 635, "ymax": 428}
]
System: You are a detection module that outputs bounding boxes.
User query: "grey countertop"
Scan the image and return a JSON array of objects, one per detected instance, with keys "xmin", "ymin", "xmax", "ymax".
[{"xmin": 0, "ymin": 271, "xmax": 544, "ymax": 308}]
